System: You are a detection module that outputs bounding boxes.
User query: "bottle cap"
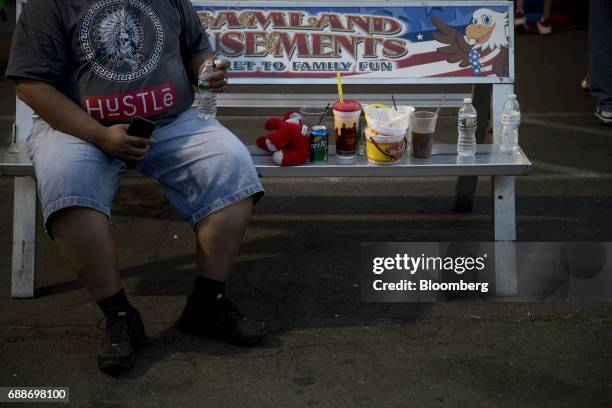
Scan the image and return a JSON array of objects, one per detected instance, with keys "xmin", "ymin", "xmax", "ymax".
[
  {"xmin": 509, "ymin": 94, "xmax": 517, "ymax": 98},
  {"xmin": 463, "ymin": 98, "xmax": 472, "ymax": 103}
]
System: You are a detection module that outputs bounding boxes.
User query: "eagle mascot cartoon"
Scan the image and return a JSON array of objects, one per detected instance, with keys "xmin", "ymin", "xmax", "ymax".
[{"xmin": 432, "ymin": 9, "xmax": 510, "ymax": 77}]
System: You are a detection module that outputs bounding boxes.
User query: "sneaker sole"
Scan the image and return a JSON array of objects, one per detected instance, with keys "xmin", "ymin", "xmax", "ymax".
[
  {"xmin": 595, "ymin": 111, "xmax": 612, "ymax": 126},
  {"xmin": 97, "ymin": 352, "xmax": 135, "ymax": 374},
  {"xmin": 177, "ymin": 318, "xmax": 268, "ymax": 347},
  {"xmin": 97, "ymin": 337, "xmax": 146, "ymax": 374},
  {"xmin": 537, "ymin": 23, "xmax": 552, "ymax": 35}
]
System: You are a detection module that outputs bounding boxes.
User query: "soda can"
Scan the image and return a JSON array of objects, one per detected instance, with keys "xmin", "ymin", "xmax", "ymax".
[{"xmin": 310, "ymin": 126, "xmax": 329, "ymax": 162}]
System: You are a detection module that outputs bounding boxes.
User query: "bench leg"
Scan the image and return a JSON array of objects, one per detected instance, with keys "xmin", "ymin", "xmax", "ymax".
[
  {"xmin": 493, "ymin": 175, "xmax": 518, "ymax": 296},
  {"xmin": 11, "ymin": 176, "xmax": 37, "ymax": 298}
]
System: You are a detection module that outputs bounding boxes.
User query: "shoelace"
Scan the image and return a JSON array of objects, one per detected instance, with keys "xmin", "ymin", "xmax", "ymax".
[{"xmin": 97, "ymin": 312, "xmax": 129, "ymax": 344}]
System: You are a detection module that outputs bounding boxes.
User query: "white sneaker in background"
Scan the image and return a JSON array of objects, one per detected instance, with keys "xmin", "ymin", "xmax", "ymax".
[
  {"xmin": 537, "ymin": 17, "xmax": 552, "ymax": 35},
  {"xmin": 595, "ymin": 107, "xmax": 612, "ymax": 126}
]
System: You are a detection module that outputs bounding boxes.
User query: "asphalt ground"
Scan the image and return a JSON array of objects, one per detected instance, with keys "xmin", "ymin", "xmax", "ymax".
[{"xmin": 1, "ymin": 6, "xmax": 611, "ymax": 407}]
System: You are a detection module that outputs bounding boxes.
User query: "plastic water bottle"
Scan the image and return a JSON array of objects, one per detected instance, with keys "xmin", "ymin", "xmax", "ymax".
[
  {"xmin": 500, "ymin": 94, "xmax": 521, "ymax": 154},
  {"xmin": 457, "ymin": 97, "xmax": 477, "ymax": 157},
  {"xmin": 197, "ymin": 59, "xmax": 217, "ymax": 120}
]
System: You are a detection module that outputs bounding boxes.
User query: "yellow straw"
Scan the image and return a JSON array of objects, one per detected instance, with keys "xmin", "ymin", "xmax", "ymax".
[{"xmin": 336, "ymin": 72, "xmax": 344, "ymax": 103}]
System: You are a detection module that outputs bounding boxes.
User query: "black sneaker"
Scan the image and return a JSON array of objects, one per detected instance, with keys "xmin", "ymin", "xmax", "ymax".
[
  {"xmin": 97, "ymin": 307, "xmax": 146, "ymax": 374},
  {"xmin": 178, "ymin": 295, "xmax": 268, "ymax": 346}
]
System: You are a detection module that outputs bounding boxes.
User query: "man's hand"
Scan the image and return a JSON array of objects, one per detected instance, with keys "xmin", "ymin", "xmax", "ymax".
[
  {"xmin": 203, "ymin": 59, "xmax": 230, "ymax": 93},
  {"xmin": 96, "ymin": 124, "xmax": 155, "ymax": 161}
]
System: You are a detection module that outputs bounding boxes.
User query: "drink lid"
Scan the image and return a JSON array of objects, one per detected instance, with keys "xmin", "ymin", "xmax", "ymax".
[
  {"xmin": 463, "ymin": 98, "xmax": 472, "ymax": 103},
  {"xmin": 332, "ymin": 100, "xmax": 361, "ymax": 112},
  {"xmin": 509, "ymin": 94, "xmax": 517, "ymax": 98}
]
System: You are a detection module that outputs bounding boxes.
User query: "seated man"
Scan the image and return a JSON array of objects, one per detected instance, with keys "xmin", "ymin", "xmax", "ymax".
[{"xmin": 6, "ymin": 0, "xmax": 267, "ymax": 373}]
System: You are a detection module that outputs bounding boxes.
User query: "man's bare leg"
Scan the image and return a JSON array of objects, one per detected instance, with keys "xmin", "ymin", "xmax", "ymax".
[
  {"xmin": 51, "ymin": 206, "xmax": 145, "ymax": 373},
  {"xmin": 51, "ymin": 207, "xmax": 121, "ymax": 301},
  {"xmin": 180, "ymin": 197, "xmax": 267, "ymax": 345},
  {"xmin": 195, "ymin": 197, "xmax": 253, "ymax": 282}
]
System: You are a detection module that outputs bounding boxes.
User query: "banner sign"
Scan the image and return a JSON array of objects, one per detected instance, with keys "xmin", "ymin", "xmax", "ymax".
[{"xmin": 192, "ymin": 1, "xmax": 513, "ymax": 84}]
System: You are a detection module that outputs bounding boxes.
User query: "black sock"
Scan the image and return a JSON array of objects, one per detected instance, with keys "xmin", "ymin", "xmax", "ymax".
[
  {"xmin": 97, "ymin": 289, "xmax": 133, "ymax": 316},
  {"xmin": 191, "ymin": 276, "xmax": 226, "ymax": 304}
]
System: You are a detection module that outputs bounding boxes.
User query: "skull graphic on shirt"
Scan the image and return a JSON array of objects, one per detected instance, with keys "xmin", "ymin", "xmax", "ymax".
[
  {"xmin": 80, "ymin": 0, "xmax": 165, "ymax": 82},
  {"xmin": 94, "ymin": 5, "xmax": 145, "ymax": 69}
]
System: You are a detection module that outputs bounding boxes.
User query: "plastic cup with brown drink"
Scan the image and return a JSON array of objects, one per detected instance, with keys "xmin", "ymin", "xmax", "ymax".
[
  {"xmin": 411, "ymin": 111, "xmax": 438, "ymax": 159},
  {"xmin": 332, "ymin": 100, "xmax": 362, "ymax": 159}
]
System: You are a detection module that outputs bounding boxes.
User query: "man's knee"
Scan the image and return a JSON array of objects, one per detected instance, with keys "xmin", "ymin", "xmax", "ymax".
[
  {"xmin": 49, "ymin": 206, "xmax": 111, "ymax": 239},
  {"xmin": 217, "ymin": 197, "xmax": 254, "ymax": 226},
  {"xmin": 197, "ymin": 197, "xmax": 254, "ymax": 231}
]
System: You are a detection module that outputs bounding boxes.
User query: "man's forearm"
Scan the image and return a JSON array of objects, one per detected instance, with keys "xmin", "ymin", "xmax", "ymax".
[{"xmin": 15, "ymin": 79, "xmax": 106, "ymax": 145}]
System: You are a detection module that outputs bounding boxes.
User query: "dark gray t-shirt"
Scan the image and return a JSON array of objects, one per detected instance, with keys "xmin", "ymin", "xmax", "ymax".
[{"xmin": 6, "ymin": 0, "xmax": 212, "ymax": 126}]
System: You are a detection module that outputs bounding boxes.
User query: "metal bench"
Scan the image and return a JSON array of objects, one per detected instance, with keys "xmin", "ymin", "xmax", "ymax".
[{"xmin": 1, "ymin": 0, "xmax": 530, "ymax": 298}]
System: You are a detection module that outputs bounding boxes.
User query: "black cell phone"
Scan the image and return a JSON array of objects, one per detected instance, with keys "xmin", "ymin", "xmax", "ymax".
[{"xmin": 127, "ymin": 116, "xmax": 156, "ymax": 138}]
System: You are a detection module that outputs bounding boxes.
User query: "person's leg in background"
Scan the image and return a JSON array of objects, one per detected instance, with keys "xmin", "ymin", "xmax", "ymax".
[
  {"xmin": 516, "ymin": 0, "xmax": 526, "ymax": 27},
  {"xmin": 589, "ymin": 0, "xmax": 612, "ymax": 126},
  {"xmin": 537, "ymin": 0, "xmax": 554, "ymax": 34},
  {"xmin": 542, "ymin": 0, "xmax": 553, "ymax": 19},
  {"xmin": 27, "ymin": 118, "xmax": 144, "ymax": 374},
  {"xmin": 516, "ymin": 0, "xmax": 553, "ymax": 33}
]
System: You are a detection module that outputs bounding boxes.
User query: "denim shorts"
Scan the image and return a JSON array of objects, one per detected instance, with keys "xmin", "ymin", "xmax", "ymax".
[{"xmin": 27, "ymin": 107, "xmax": 264, "ymax": 234}]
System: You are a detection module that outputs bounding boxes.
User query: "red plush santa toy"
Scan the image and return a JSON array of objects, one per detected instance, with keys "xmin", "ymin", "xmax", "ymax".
[{"xmin": 256, "ymin": 112, "xmax": 310, "ymax": 166}]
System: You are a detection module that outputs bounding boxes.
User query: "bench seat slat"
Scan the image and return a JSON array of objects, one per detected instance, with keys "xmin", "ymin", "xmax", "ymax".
[
  {"xmin": 250, "ymin": 144, "xmax": 532, "ymax": 177},
  {"xmin": 1, "ymin": 144, "xmax": 531, "ymax": 178},
  {"xmin": 0, "ymin": 148, "xmax": 34, "ymax": 177}
]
